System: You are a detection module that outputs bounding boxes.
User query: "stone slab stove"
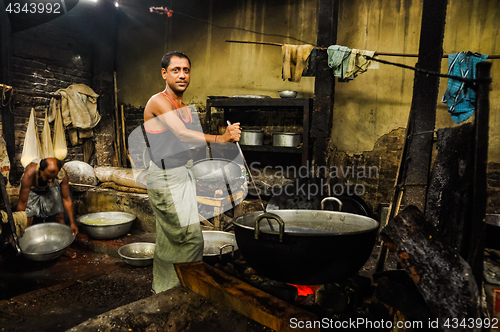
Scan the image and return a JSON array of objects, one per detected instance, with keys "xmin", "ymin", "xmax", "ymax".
[{"xmin": 175, "ymin": 258, "xmax": 395, "ymax": 332}]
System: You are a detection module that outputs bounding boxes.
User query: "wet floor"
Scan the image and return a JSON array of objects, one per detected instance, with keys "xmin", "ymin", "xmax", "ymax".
[
  {"xmin": 0, "ymin": 244, "xmax": 154, "ymax": 332},
  {"xmin": 1, "ymin": 245, "xmax": 116, "ymax": 300}
]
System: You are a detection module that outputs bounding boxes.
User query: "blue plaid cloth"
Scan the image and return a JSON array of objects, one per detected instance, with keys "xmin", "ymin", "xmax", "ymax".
[
  {"xmin": 442, "ymin": 52, "xmax": 488, "ymax": 124},
  {"xmin": 327, "ymin": 45, "xmax": 352, "ymax": 80}
]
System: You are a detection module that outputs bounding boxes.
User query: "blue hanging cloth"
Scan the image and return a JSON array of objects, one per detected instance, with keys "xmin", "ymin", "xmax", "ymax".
[
  {"xmin": 327, "ymin": 45, "xmax": 352, "ymax": 81},
  {"xmin": 442, "ymin": 51, "xmax": 488, "ymax": 124}
]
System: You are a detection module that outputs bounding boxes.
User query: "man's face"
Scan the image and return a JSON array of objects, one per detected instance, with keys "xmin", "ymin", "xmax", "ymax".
[{"xmin": 162, "ymin": 56, "xmax": 190, "ymax": 93}]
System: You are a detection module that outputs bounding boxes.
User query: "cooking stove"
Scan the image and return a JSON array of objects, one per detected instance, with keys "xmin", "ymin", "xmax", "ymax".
[{"xmin": 208, "ymin": 257, "xmax": 390, "ymax": 327}]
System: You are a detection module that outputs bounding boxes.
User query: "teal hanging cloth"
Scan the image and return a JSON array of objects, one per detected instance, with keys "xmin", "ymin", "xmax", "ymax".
[{"xmin": 442, "ymin": 51, "xmax": 488, "ymax": 124}]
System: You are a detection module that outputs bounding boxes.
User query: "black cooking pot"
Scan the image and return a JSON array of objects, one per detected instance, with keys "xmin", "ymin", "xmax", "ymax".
[{"xmin": 233, "ymin": 198, "xmax": 379, "ymax": 285}]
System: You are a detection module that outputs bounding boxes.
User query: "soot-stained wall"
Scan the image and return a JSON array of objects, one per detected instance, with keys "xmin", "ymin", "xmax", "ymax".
[
  {"xmin": 115, "ymin": 0, "xmax": 318, "ymax": 108},
  {"xmin": 5, "ymin": 2, "xmax": 96, "ymax": 183}
]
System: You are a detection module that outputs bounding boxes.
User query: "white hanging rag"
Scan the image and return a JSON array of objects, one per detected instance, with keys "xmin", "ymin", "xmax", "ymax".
[{"xmin": 344, "ymin": 49, "xmax": 379, "ymax": 79}]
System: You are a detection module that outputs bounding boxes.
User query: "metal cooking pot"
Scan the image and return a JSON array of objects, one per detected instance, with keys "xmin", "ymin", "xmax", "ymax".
[
  {"xmin": 273, "ymin": 132, "xmax": 302, "ymax": 147},
  {"xmin": 77, "ymin": 212, "xmax": 135, "ymax": 240},
  {"xmin": 233, "ymin": 197, "xmax": 379, "ymax": 285},
  {"xmin": 19, "ymin": 223, "xmax": 75, "ymax": 261},
  {"xmin": 202, "ymin": 231, "xmax": 239, "ymax": 265},
  {"xmin": 240, "ymin": 130, "xmax": 264, "ymax": 146}
]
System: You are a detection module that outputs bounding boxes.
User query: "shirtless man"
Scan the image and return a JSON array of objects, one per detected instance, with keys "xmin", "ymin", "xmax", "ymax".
[
  {"xmin": 17, "ymin": 158, "xmax": 78, "ymax": 235},
  {"xmin": 144, "ymin": 51, "xmax": 240, "ymax": 293}
]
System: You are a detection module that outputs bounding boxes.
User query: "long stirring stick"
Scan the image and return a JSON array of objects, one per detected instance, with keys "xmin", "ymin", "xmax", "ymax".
[
  {"xmin": 227, "ymin": 121, "xmax": 275, "ymax": 231},
  {"xmin": 227, "ymin": 121, "xmax": 266, "ymax": 212}
]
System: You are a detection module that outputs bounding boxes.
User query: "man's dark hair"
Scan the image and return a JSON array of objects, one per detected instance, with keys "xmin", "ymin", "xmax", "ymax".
[
  {"xmin": 161, "ymin": 51, "xmax": 191, "ymax": 69},
  {"xmin": 40, "ymin": 158, "xmax": 64, "ymax": 171}
]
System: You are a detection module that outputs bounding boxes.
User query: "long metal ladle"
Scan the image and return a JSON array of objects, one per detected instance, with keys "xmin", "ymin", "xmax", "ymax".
[
  {"xmin": 227, "ymin": 121, "xmax": 274, "ymax": 231},
  {"xmin": 227, "ymin": 121, "xmax": 266, "ymax": 212}
]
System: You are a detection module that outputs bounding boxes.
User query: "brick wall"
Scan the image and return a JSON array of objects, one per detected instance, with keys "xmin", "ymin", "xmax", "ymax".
[
  {"xmin": 326, "ymin": 129, "xmax": 500, "ymax": 215},
  {"xmin": 4, "ymin": 7, "xmax": 94, "ymax": 183},
  {"xmin": 325, "ymin": 128, "xmax": 406, "ymax": 214}
]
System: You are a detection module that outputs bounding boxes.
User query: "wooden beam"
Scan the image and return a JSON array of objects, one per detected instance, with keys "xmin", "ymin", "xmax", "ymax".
[
  {"xmin": 401, "ymin": 0, "xmax": 448, "ymax": 211},
  {"xmin": 467, "ymin": 61, "xmax": 492, "ymax": 287},
  {"xmin": 0, "ymin": 3, "xmax": 17, "ymax": 184},
  {"xmin": 92, "ymin": 0, "xmax": 118, "ymax": 167},
  {"xmin": 312, "ymin": 0, "xmax": 338, "ymax": 174},
  {"xmin": 381, "ymin": 206, "xmax": 481, "ymax": 327},
  {"xmin": 175, "ymin": 261, "xmax": 319, "ymax": 332}
]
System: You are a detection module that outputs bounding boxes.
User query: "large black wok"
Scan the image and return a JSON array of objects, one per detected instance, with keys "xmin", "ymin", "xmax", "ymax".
[{"xmin": 233, "ymin": 198, "xmax": 379, "ymax": 285}]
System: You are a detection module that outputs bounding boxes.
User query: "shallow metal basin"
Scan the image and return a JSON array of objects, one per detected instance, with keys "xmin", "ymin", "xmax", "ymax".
[
  {"xmin": 19, "ymin": 223, "xmax": 75, "ymax": 261},
  {"xmin": 118, "ymin": 242, "xmax": 155, "ymax": 267},
  {"xmin": 77, "ymin": 212, "xmax": 135, "ymax": 240},
  {"xmin": 192, "ymin": 158, "xmax": 243, "ymax": 181}
]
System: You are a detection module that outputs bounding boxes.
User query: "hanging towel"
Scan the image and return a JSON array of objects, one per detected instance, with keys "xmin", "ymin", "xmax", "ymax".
[
  {"xmin": 327, "ymin": 45, "xmax": 352, "ymax": 79},
  {"xmin": 344, "ymin": 49, "xmax": 379, "ymax": 79},
  {"xmin": 282, "ymin": 44, "xmax": 315, "ymax": 82},
  {"xmin": 442, "ymin": 51, "xmax": 488, "ymax": 124},
  {"xmin": 48, "ymin": 84, "xmax": 100, "ymax": 129}
]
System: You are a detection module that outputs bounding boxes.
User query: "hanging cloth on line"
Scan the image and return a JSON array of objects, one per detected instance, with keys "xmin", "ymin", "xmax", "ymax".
[
  {"xmin": 282, "ymin": 44, "xmax": 315, "ymax": 82},
  {"xmin": 344, "ymin": 49, "xmax": 379, "ymax": 80},
  {"xmin": 327, "ymin": 45, "xmax": 352, "ymax": 80},
  {"xmin": 442, "ymin": 51, "xmax": 488, "ymax": 124},
  {"xmin": 21, "ymin": 108, "xmax": 42, "ymax": 168},
  {"xmin": 48, "ymin": 84, "xmax": 100, "ymax": 129},
  {"xmin": 40, "ymin": 110, "xmax": 54, "ymax": 159}
]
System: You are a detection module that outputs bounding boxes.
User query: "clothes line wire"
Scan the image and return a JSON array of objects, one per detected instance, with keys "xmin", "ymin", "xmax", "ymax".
[
  {"xmin": 225, "ymin": 40, "xmax": 500, "ymax": 59},
  {"xmin": 364, "ymin": 55, "xmax": 490, "ymax": 84},
  {"xmin": 226, "ymin": 40, "xmax": 494, "ymax": 84},
  {"xmin": 148, "ymin": 6, "xmax": 500, "ymax": 60}
]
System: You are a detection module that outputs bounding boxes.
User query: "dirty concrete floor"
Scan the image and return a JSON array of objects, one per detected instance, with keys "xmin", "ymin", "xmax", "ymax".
[
  {"xmin": 68, "ymin": 286, "xmax": 273, "ymax": 332},
  {"xmin": 0, "ymin": 232, "xmax": 271, "ymax": 332},
  {"xmin": 0, "ymin": 245, "xmax": 154, "ymax": 332}
]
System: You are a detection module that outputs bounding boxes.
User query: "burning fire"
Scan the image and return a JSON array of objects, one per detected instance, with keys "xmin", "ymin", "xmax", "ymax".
[{"xmin": 288, "ymin": 284, "xmax": 320, "ymax": 296}]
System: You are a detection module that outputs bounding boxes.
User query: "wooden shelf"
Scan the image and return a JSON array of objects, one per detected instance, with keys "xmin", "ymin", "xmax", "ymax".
[{"xmin": 240, "ymin": 144, "xmax": 303, "ymax": 154}]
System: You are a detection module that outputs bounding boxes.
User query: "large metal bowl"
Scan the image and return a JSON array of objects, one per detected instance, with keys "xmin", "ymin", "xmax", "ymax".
[
  {"xmin": 278, "ymin": 90, "xmax": 298, "ymax": 98},
  {"xmin": 192, "ymin": 158, "xmax": 243, "ymax": 182},
  {"xmin": 19, "ymin": 223, "xmax": 75, "ymax": 261},
  {"xmin": 77, "ymin": 212, "xmax": 135, "ymax": 240},
  {"xmin": 118, "ymin": 242, "xmax": 155, "ymax": 267}
]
